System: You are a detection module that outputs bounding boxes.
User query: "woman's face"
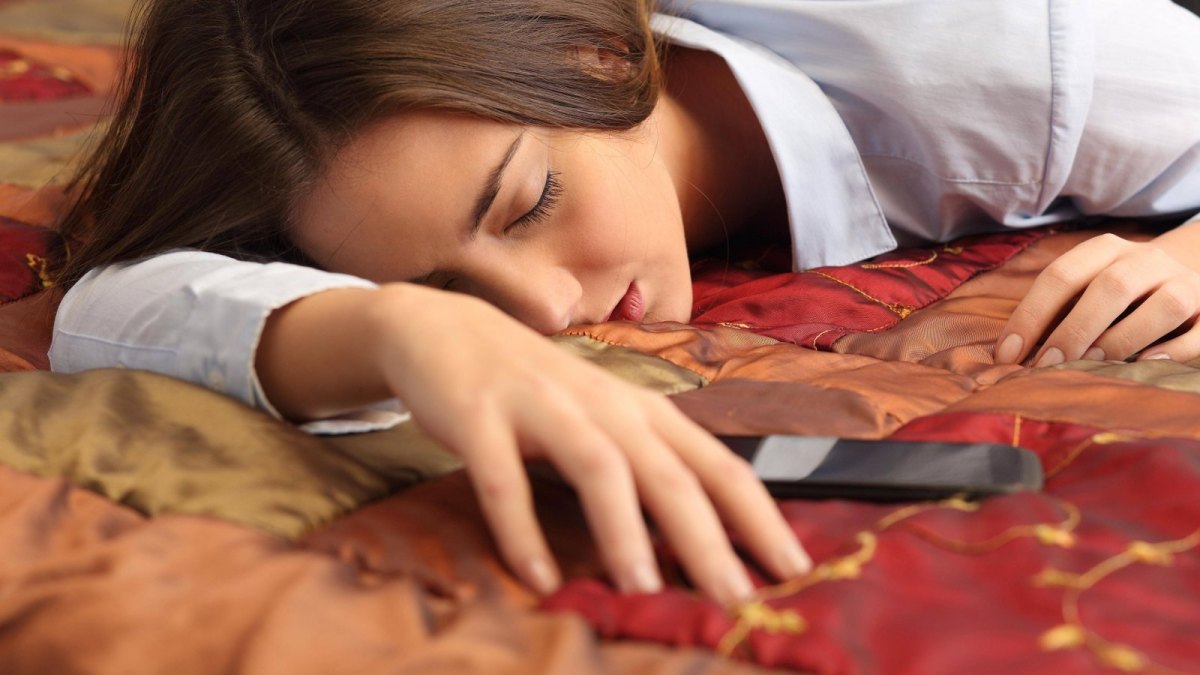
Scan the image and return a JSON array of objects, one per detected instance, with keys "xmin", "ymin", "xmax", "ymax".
[{"xmin": 293, "ymin": 111, "xmax": 694, "ymax": 334}]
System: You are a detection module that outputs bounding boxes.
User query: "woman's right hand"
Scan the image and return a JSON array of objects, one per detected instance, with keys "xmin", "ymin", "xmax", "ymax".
[{"xmin": 258, "ymin": 283, "xmax": 810, "ymax": 606}]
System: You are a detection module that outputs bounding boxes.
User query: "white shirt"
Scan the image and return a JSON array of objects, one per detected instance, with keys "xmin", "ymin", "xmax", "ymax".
[{"xmin": 50, "ymin": 0, "xmax": 1200, "ymax": 430}]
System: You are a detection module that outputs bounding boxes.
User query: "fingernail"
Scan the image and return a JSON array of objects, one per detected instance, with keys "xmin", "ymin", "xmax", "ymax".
[
  {"xmin": 1083, "ymin": 347, "xmax": 1106, "ymax": 361},
  {"xmin": 624, "ymin": 561, "xmax": 662, "ymax": 594},
  {"xmin": 1035, "ymin": 347, "xmax": 1064, "ymax": 368},
  {"xmin": 720, "ymin": 567, "xmax": 755, "ymax": 606},
  {"xmin": 525, "ymin": 558, "xmax": 560, "ymax": 596},
  {"xmin": 995, "ymin": 333, "xmax": 1023, "ymax": 364},
  {"xmin": 1142, "ymin": 352, "xmax": 1173, "ymax": 361},
  {"xmin": 781, "ymin": 540, "xmax": 812, "ymax": 577}
]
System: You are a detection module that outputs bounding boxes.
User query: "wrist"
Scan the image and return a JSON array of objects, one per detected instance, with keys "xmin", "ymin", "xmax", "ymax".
[{"xmin": 1149, "ymin": 216, "xmax": 1200, "ymax": 274}]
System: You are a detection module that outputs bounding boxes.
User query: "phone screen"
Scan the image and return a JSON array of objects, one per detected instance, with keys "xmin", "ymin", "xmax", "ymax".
[{"xmin": 719, "ymin": 436, "xmax": 1043, "ymax": 501}]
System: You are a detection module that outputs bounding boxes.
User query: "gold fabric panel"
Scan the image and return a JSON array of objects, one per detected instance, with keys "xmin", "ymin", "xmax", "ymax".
[
  {"xmin": 0, "ymin": 369, "xmax": 461, "ymax": 539},
  {"xmin": 1055, "ymin": 358, "xmax": 1200, "ymax": 396},
  {"xmin": 551, "ymin": 332, "xmax": 709, "ymax": 394}
]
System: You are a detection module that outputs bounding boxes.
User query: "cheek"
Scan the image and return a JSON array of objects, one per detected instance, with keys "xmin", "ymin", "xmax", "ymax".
[{"xmin": 562, "ymin": 147, "xmax": 686, "ymax": 267}]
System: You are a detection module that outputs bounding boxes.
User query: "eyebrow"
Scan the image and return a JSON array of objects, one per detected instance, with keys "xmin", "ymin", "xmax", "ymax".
[{"xmin": 471, "ymin": 131, "xmax": 526, "ymax": 235}]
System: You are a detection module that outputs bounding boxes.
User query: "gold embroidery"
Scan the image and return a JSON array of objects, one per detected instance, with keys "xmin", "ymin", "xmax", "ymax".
[
  {"xmin": 1045, "ymin": 432, "xmax": 1129, "ymax": 479},
  {"xmin": 713, "ymin": 488, "xmax": 1194, "ymax": 673},
  {"xmin": 1032, "ymin": 568, "xmax": 1084, "ymax": 589},
  {"xmin": 25, "ymin": 253, "xmax": 55, "ymax": 289},
  {"xmin": 861, "ymin": 250, "xmax": 939, "ymax": 269},
  {"xmin": 2, "ymin": 59, "xmax": 31, "ymax": 77},
  {"xmin": 804, "ymin": 270, "xmax": 914, "ymax": 318},
  {"xmin": 1040, "ymin": 624, "xmax": 1086, "ymax": 650},
  {"xmin": 876, "ymin": 494, "xmax": 977, "ymax": 531},
  {"xmin": 755, "ymin": 532, "xmax": 879, "ymax": 603},
  {"xmin": 1036, "ymin": 528, "xmax": 1200, "ymax": 674},
  {"xmin": 942, "ymin": 244, "xmax": 964, "ymax": 255},
  {"xmin": 1097, "ymin": 643, "xmax": 1148, "ymax": 673},
  {"xmin": 900, "ymin": 499, "xmax": 1081, "ymax": 554},
  {"xmin": 809, "ymin": 328, "xmax": 837, "ymax": 350},
  {"xmin": 1126, "ymin": 541, "xmax": 1174, "ymax": 566},
  {"xmin": 1034, "ymin": 524, "xmax": 1077, "ymax": 549},
  {"xmin": 716, "ymin": 603, "xmax": 807, "ymax": 658}
]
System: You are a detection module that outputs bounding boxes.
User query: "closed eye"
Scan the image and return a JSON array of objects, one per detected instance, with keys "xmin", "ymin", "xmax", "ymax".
[{"xmin": 507, "ymin": 169, "xmax": 563, "ymax": 233}]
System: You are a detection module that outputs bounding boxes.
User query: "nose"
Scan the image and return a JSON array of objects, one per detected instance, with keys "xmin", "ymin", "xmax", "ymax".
[{"xmin": 461, "ymin": 254, "xmax": 583, "ymax": 335}]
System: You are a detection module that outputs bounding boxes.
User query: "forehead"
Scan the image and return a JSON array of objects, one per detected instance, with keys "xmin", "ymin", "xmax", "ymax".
[{"xmin": 292, "ymin": 111, "xmax": 522, "ymax": 276}]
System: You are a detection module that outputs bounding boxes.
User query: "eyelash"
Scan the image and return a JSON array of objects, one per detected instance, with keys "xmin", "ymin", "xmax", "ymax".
[
  {"xmin": 429, "ymin": 170, "xmax": 562, "ymax": 291},
  {"xmin": 507, "ymin": 169, "xmax": 563, "ymax": 233}
]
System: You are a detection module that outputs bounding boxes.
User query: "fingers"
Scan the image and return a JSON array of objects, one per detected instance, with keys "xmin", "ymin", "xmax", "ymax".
[
  {"xmin": 650, "ymin": 398, "xmax": 811, "ymax": 582},
  {"xmin": 512, "ymin": 385, "xmax": 809, "ymax": 607},
  {"xmin": 996, "ymin": 235, "xmax": 1200, "ymax": 366},
  {"xmin": 521, "ymin": 397, "xmax": 663, "ymax": 596},
  {"xmin": 995, "ymin": 234, "xmax": 1125, "ymax": 365},
  {"xmin": 1091, "ymin": 278, "xmax": 1200, "ymax": 360},
  {"xmin": 386, "ymin": 295, "xmax": 808, "ymax": 605},
  {"xmin": 1138, "ymin": 323, "xmax": 1200, "ymax": 361},
  {"xmin": 460, "ymin": 411, "xmax": 561, "ymax": 596},
  {"xmin": 620, "ymin": 432, "xmax": 756, "ymax": 606},
  {"xmin": 1026, "ymin": 254, "xmax": 1161, "ymax": 366}
]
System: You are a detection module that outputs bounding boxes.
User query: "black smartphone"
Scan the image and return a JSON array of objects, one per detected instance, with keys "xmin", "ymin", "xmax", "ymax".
[{"xmin": 718, "ymin": 435, "xmax": 1043, "ymax": 501}]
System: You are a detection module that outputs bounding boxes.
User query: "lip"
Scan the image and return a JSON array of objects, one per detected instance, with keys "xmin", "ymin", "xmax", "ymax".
[{"xmin": 607, "ymin": 281, "xmax": 646, "ymax": 323}]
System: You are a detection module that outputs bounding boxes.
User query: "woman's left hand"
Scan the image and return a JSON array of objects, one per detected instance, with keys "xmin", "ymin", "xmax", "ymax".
[{"xmin": 995, "ymin": 230, "xmax": 1200, "ymax": 367}]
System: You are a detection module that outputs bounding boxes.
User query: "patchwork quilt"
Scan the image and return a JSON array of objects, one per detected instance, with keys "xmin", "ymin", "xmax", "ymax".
[{"xmin": 1, "ymin": 2, "xmax": 1197, "ymax": 673}]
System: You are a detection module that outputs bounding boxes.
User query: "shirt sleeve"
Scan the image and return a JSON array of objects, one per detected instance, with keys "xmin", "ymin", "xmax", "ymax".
[{"xmin": 48, "ymin": 250, "xmax": 411, "ymax": 434}]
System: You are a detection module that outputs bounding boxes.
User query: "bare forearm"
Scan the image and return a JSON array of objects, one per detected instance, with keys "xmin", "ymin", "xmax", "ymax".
[
  {"xmin": 1150, "ymin": 212, "xmax": 1200, "ymax": 271},
  {"xmin": 255, "ymin": 284, "xmax": 415, "ymax": 421}
]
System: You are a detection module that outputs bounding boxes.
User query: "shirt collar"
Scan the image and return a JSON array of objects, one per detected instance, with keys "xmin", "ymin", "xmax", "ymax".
[{"xmin": 651, "ymin": 14, "xmax": 895, "ymax": 270}]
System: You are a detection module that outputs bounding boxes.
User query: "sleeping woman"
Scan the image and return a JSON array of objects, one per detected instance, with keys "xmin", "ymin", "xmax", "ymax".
[{"xmin": 49, "ymin": 0, "xmax": 1200, "ymax": 606}]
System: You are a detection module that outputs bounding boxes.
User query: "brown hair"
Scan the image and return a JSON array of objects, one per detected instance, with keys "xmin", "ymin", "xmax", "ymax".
[{"xmin": 56, "ymin": 0, "xmax": 662, "ymax": 286}]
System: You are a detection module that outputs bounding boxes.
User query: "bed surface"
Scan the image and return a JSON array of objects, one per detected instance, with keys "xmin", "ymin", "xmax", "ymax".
[{"xmin": 2, "ymin": 2, "xmax": 1198, "ymax": 673}]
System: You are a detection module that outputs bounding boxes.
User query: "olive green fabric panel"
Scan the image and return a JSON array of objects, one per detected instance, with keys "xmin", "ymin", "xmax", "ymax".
[
  {"xmin": 1054, "ymin": 357, "xmax": 1200, "ymax": 395},
  {"xmin": 0, "ymin": 369, "xmax": 443, "ymax": 539},
  {"xmin": 0, "ymin": 0, "xmax": 136, "ymax": 45},
  {"xmin": 551, "ymin": 333, "xmax": 709, "ymax": 394}
]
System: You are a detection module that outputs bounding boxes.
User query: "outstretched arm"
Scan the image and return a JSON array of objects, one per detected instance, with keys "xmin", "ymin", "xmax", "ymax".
[
  {"xmin": 53, "ymin": 252, "xmax": 811, "ymax": 605},
  {"xmin": 259, "ymin": 282, "xmax": 811, "ymax": 604}
]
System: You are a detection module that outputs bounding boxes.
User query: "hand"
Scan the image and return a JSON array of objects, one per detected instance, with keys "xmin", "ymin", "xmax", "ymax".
[
  {"xmin": 995, "ymin": 232, "xmax": 1200, "ymax": 367},
  {"xmin": 365, "ymin": 284, "xmax": 811, "ymax": 606}
]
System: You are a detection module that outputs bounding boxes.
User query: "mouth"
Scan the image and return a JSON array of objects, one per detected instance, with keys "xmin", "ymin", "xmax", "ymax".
[{"xmin": 607, "ymin": 281, "xmax": 646, "ymax": 323}]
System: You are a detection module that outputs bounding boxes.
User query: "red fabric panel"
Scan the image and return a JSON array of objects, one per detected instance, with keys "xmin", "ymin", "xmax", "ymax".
[
  {"xmin": 0, "ymin": 48, "xmax": 91, "ymax": 102},
  {"xmin": 691, "ymin": 229, "xmax": 1050, "ymax": 348},
  {"xmin": 544, "ymin": 413, "xmax": 1200, "ymax": 673},
  {"xmin": 0, "ymin": 215, "xmax": 55, "ymax": 304}
]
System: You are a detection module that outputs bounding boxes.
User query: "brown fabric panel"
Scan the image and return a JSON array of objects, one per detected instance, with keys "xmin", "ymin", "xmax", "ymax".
[
  {"xmin": 302, "ymin": 470, "xmax": 799, "ymax": 673},
  {"xmin": 670, "ymin": 351, "xmax": 975, "ymax": 439},
  {"xmin": 939, "ymin": 368, "xmax": 1200, "ymax": 438},
  {"xmin": 834, "ymin": 228, "xmax": 1156, "ymax": 379},
  {"xmin": 0, "ymin": 289, "xmax": 55, "ymax": 371},
  {"xmin": 0, "ymin": 464, "xmax": 779, "ymax": 675},
  {"xmin": 0, "ymin": 183, "xmax": 68, "ymax": 225}
]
